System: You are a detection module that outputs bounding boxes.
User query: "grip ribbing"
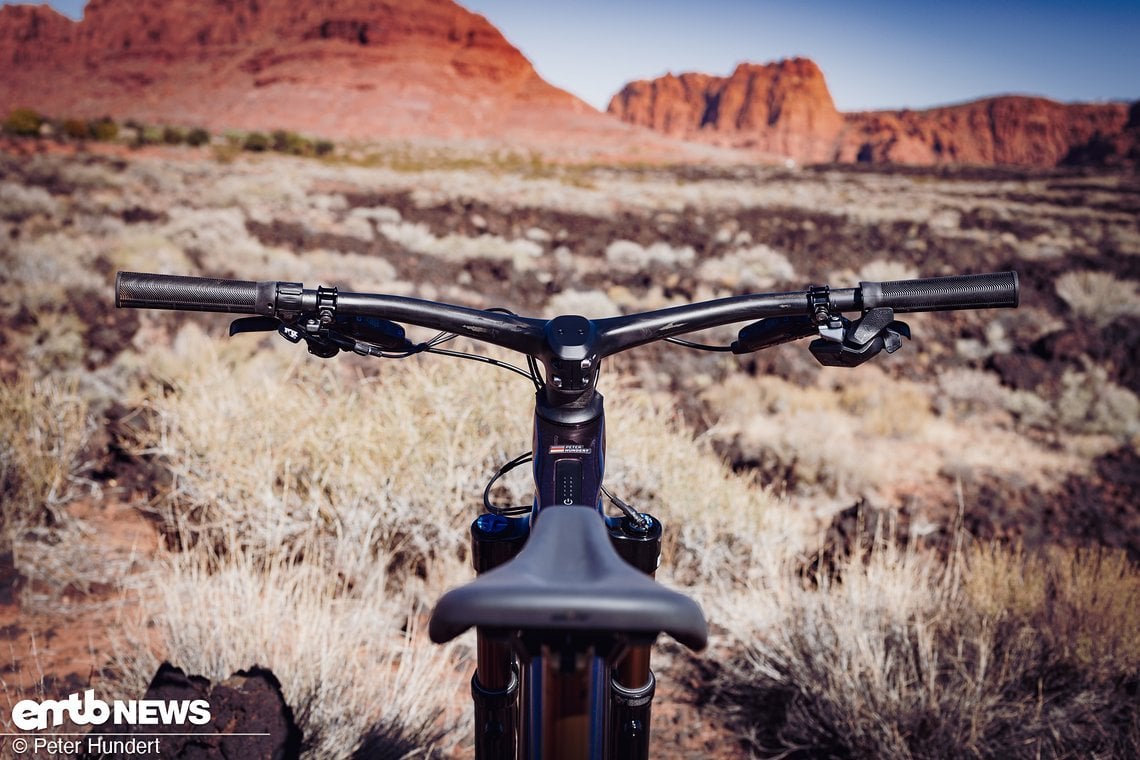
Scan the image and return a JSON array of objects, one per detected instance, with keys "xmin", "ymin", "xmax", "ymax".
[
  {"xmin": 860, "ymin": 272, "xmax": 1019, "ymax": 313},
  {"xmin": 116, "ymin": 272, "xmax": 275, "ymax": 314}
]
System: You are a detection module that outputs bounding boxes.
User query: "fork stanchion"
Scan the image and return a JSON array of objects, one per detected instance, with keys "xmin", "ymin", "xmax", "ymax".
[
  {"xmin": 471, "ymin": 513, "xmax": 530, "ymax": 759},
  {"xmin": 606, "ymin": 513, "xmax": 663, "ymax": 759},
  {"xmin": 472, "ymin": 660, "xmax": 519, "ymax": 760},
  {"xmin": 609, "ymin": 671, "xmax": 655, "ymax": 759}
]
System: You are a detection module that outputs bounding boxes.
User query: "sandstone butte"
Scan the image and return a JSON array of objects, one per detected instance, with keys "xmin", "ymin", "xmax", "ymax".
[
  {"xmin": 0, "ymin": 0, "xmax": 684, "ymax": 158},
  {"xmin": 1, "ymin": 0, "xmax": 1136, "ymax": 167},
  {"xmin": 608, "ymin": 58, "xmax": 1140, "ymax": 168}
]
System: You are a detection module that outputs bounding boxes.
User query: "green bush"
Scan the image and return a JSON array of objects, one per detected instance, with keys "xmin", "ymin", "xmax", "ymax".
[
  {"xmin": 314, "ymin": 139, "xmax": 335, "ymax": 157},
  {"xmin": 162, "ymin": 126, "xmax": 185, "ymax": 145},
  {"xmin": 129, "ymin": 123, "xmax": 163, "ymax": 147},
  {"xmin": 186, "ymin": 127, "xmax": 211, "ymax": 147},
  {"xmin": 61, "ymin": 118, "xmax": 90, "ymax": 140},
  {"xmin": 4, "ymin": 107, "xmax": 43, "ymax": 137},
  {"xmin": 271, "ymin": 129, "xmax": 296, "ymax": 153},
  {"xmin": 89, "ymin": 117, "xmax": 119, "ymax": 141},
  {"xmin": 141, "ymin": 126, "xmax": 163, "ymax": 146},
  {"xmin": 242, "ymin": 131, "xmax": 270, "ymax": 152}
]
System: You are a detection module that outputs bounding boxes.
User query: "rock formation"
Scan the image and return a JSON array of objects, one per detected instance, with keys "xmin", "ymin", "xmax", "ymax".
[
  {"xmin": 0, "ymin": 0, "xmax": 624, "ymax": 146},
  {"xmin": 608, "ymin": 58, "xmax": 844, "ymax": 164},
  {"xmin": 81, "ymin": 662, "xmax": 302, "ymax": 760},
  {"xmin": 609, "ymin": 59, "xmax": 1137, "ymax": 167},
  {"xmin": 2, "ymin": 1, "xmax": 1134, "ymax": 166}
]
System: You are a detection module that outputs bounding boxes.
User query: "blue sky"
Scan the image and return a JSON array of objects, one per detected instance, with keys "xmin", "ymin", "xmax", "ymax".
[{"xmin": 8, "ymin": 0, "xmax": 1139, "ymax": 112}]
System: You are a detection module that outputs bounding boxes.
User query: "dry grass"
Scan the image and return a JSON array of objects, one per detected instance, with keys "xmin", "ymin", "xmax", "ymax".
[
  {"xmin": 121, "ymin": 325, "xmax": 534, "ymax": 591},
  {"xmin": 122, "ymin": 321, "xmax": 785, "ymax": 585},
  {"xmin": 697, "ymin": 244, "xmax": 797, "ymax": 290},
  {"xmin": 4, "ymin": 150, "xmax": 1140, "ymax": 757},
  {"xmin": 710, "ymin": 535, "xmax": 1140, "ymax": 759},
  {"xmin": 1056, "ymin": 364, "xmax": 1140, "ymax": 440},
  {"xmin": 1055, "ymin": 270, "xmax": 1140, "ymax": 328},
  {"xmin": 0, "ymin": 374, "xmax": 94, "ymax": 544},
  {"xmin": 110, "ymin": 546, "xmax": 461, "ymax": 759},
  {"xmin": 379, "ymin": 219, "xmax": 544, "ymax": 270}
]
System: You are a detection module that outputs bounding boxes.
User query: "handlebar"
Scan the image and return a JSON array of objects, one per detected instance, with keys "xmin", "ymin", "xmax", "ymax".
[{"xmin": 116, "ymin": 270, "xmax": 1017, "ymax": 357}]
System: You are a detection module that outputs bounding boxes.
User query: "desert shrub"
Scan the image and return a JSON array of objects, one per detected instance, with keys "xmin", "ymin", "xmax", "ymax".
[
  {"xmin": 3, "ymin": 107, "xmax": 43, "ymax": 137},
  {"xmin": 314, "ymin": 139, "xmax": 335, "ymax": 157},
  {"xmin": 211, "ymin": 141, "xmax": 242, "ymax": 163},
  {"xmin": 161, "ymin": 126, "xmax": 185, "ymax": 145},
  {"xmin": 701, "ymin": 373, "xmax": 929, "ymax": 498},
  {"xmin": 698, "ymin": 244, "xmax": 796, "ymax": 290},
  {"xmin": 122, "ymin": 323, "xmax": 774, "ymax": 588},
  {"xmin": 243, "ymin": 131, "xmax": 270, "ymax": 152},
  {"xmin": 1056, "ymin": 363, "xmax": 1140, "ymax": 438},
  {"xmin": 61, "ymin": 117, "xmax": 90, "ymax": 140},
  {"xmin": 111, "ymin": 548, "xmax": 462, "ymax": 759},
  {"xmin": 16, "ymin": 308, "xmax": 90, "ymax": 373},
  {"xmin": 0, "ymin": 181, "xmax": 59, "ymax": 220},
  {"xmin": 271, "ymin": 129, "xmax": 313, "ymax": 156},
  {"xmin": 108, "ymin": 229, "xmax": 193, "ymax": 274},
  {"xmin": 604, "ymin": 239, "xmax": 695, "ymax": 273},
  {"xmin": 545, "ymin": 289, "xmax": 621, "ymax": 319},
  {"xmin": 132, "ymin": 124, "xmax": 163, "ymax": 147},
  {"xmin": 857, "ymin": 259, "xmax": 919, "ymax": 283},
  {"xmin": 712, "ymin": 541, "xmax": 1140, "ymax": 759},
  {"xmin": 161, "ymin": 206, "xmax": 276, "ymax": 274},
  {"xmin": 185, "ymin": 126, "xmax": 210, "ymax": 147},
  {"xmin": 1055, "ymin": 270, "xmax": 1140, "ymax": 328},
  {"xmin": 936, "ymin": 367, "xmax": 1055, "ymax": 428},
  {"xmin": 89, "ymin": 116, "xmax": 119, "ymax": 141},
  {"xmin": 0, "ymin": 374, "xmax": 93, "ymax": 542},
  {"xmin": 122, "ymin": 327, "xmax": 531, "ymax": 576},
  {"xmin": 378, "ymin": 220, "xmax": 543, "ymax": 270}
]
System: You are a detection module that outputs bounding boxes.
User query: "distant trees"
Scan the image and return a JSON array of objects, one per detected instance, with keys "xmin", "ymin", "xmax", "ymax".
[
  {"xmin": 3, "ymin": 108, "xmax": 44, "ymax": 136},
  {"xmin": 1, "ymin": 108, "xmax": 335, "ymax": 158}
]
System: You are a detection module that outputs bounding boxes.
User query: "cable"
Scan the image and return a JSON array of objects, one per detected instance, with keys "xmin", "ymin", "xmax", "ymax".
[
  {"xmin": 601, "ymin": 485, "xmax": 648, "ymax": 529},
  {"xmin": 483, "ymin": 451, "xmax": 534, "ymax": 516},
  {"xmin": 664, "ymin": 337, "xmax": 734, "ymax": 352},
  {"xmin": 527, "ymin": 354, "xmax": 545, "ymax": 390},
  {"xmin": 424, "ymin": 347, "xmax": 539, "ymax": 382}
]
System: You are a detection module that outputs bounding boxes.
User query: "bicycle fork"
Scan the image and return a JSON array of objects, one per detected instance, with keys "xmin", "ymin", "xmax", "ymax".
[{"xmin": 468, "ymin": 511, "xmax": 664, "ymax": 759}]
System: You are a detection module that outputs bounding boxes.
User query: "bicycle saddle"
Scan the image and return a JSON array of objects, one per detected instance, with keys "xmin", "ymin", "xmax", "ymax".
[{"xmin": 428, "ymin": 505, "xmax": 708, "ymax": 651}]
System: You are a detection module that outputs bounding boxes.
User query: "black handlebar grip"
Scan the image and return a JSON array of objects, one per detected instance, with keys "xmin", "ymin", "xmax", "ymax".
[
  {"xmin": 860, "ymin": 271, "xmax": 1019, "ymax": 313},
  {"xmin": 116, "ymin": 272, "xmax": 278, "ymax": 315}
]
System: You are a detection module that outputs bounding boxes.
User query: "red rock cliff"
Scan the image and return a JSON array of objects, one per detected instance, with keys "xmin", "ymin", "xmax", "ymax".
[
  {"xmin": 609, "ymin": 58, "xmax": 844, "ymax": 163},
  {"xmin": 0, "ymin": 0, "xmax": 620, "ymax": 144},
  {"xmin": 609, "ymin": 59, "xmax": 1137, "ymax": 167}
]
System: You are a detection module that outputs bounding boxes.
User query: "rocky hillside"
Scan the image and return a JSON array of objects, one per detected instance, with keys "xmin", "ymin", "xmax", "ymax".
[
  {"xmin": 609, "ymin": 58, "xmax": 1139, "ymax": 167},
  {"xmin": 607, "ymin": 59, "xmax": 845, "ymax": 164},
  {"xmin": 0, "ymin": 0, "xmax": 632, "ymax": 147}
]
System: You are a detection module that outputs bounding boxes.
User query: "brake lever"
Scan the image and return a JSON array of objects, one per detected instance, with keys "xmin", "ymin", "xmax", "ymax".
[
  {"xmin": 229, "ymin": 316, "xmax": 281, "ymax": 336},
  {"xmin": 336, "ymin": 314, "xmax": 411, "ymax": 351},
  {"xmin": 731, "ymin": 315, "xmax": 816, "ymax": 354}
]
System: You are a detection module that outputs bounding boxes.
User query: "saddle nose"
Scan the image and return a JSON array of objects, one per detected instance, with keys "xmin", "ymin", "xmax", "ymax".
[{"xmin": 428, "ymin": 505, "xmax": 707, "ymax": 652}]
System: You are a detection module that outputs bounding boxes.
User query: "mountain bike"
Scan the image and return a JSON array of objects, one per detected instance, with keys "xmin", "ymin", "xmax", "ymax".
[{"xmin": 115, "ymin": 269, "xmax": 1019, "ymax": 759}]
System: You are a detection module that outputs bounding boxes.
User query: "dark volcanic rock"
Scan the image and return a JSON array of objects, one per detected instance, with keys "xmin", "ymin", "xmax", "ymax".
[{"xmin": 83, "ymin": 663, "xmax": 302, "ymax": 760}]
